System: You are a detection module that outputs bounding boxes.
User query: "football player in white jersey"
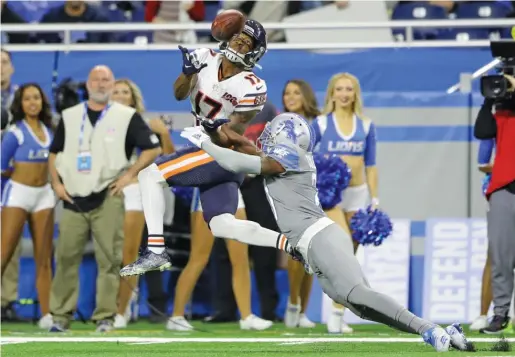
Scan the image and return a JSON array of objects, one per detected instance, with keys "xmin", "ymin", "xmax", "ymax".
[{"xmin": 121, "ymin": 20, "xmax": 295, "ymax": 328}]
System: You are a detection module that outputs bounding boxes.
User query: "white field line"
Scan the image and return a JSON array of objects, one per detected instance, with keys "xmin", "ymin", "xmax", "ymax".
[{"xmin": 1, "ymin": 337, "xmax": 514, "ymax": 344}]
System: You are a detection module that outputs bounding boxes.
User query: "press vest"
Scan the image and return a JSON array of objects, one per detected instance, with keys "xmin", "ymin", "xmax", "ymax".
[{"xmin": 55, "ymin": 101, "xmax": 134, "ymax": 196}]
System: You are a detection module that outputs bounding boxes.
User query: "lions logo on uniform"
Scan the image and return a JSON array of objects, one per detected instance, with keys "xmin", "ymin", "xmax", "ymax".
[{"xmin": 280, "ymin": 120, "xmax": 298, "ymax": 144}]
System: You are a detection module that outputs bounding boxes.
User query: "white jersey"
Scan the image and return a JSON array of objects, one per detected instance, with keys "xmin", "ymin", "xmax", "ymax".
[{"xmin": 189, "ymin": 48, "xmax": 267, "ymax": 123}]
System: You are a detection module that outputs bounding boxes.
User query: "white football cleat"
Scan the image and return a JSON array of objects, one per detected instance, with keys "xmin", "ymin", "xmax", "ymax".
[
  {"xmin": 239, "ymin": 314, "xmax": 273, "ymax": 330},
  {"xmin": 166, "ymin": 316, "xmax": 194, "ymax": 331},
  {"xmin": 445, "ymin": 323, "xmax": 469, "ymax": 351},
  {"xmin": 469, "ymin": 315, "xmax": 489, "ymax": 331},
  {"xmin": 422, "ymin": 326, "xmax": 451, "ymax": 352}
]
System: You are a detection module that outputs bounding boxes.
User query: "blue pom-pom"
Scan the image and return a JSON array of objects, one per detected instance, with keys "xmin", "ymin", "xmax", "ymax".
[
  {"xmin": 350, "ymin": 206, "xmax": 393, "ymax": 246},
  {"xmin": 172, "ymin": 186, "xmax": 194, "ymax": 205},
  {"xmin": 314, "ymin": 153, "xmax": 352, "ymax": 210},
  {"xmin": 482, "ymin": 173, "xmax": 491, "ymax": 196}
]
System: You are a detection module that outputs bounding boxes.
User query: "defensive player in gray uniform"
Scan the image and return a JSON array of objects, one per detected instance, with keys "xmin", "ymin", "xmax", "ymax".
[{"xmin": 181, "ymin": 112, "xmax": 470, "ymax": 353}]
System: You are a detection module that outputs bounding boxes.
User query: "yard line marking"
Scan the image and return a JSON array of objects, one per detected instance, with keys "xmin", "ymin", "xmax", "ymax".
[
  {"xmin": 127, "ymin": 342, "xmax": 172, "ymax": 345},
  {"xmin": 1, "ymin": 337, "xmax": 514, "ymax": 343},
  {"xmin": 279, "ymin": 341, "xmax": 316, "ymax": 346},
  {"xmin": 0, "ymin": 341, "xmax": 28, "ymax": 345}
]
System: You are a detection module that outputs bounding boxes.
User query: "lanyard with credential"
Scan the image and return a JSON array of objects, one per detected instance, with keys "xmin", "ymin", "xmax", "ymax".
[{"xmin": 79, "ymin": 102, "xmax": 111, "ymax": 150}]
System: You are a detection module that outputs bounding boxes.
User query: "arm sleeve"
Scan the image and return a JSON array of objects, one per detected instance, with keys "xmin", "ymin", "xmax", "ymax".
[
  {"xmin": 474, "ymin": 99, "xmax": 496, "ymax": 139},
  {"xmin": 477, "ymin": 139, "xmax": 494, "ymax": 166},
  {"xmin": 126, "ymin": 113, "xmax": 161, "ymax": 152},
  {"xmin": 201, "ymin": 140, "xmax": 262, "ymax": 175},
  {"xmin": 49, "ymin": 119, "xmax": 65, "ymax": 154},
  {"xmin": 1, "ymin": 130, "xmax": 20, "ymax": 172},
  {"xmin": 364, "ymin": 121, "xmax": 377, "ymax": 167},
  {"xmin": 265, "ymin": 144, "xmax": 300, "ymax": 172}
]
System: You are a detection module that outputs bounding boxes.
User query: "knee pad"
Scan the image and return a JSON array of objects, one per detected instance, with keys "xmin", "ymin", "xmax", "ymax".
[{"xmin": 138, "ymin": 163, "xmax": 166, "ymax": 186}]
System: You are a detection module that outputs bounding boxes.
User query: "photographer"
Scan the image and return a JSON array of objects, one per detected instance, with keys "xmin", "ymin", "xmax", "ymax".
[{"xmin": 474, "ymin": 73, "xmax": 515, "ymax": 334}]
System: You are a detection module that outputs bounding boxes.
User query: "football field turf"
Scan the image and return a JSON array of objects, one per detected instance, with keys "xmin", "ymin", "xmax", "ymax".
[{"xmin": 1, "ymin": 321, "xmax": 514, "ymax": 357}]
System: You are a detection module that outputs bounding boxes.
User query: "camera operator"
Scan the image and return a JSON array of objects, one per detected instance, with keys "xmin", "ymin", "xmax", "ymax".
[{"xmin": 474, "ymin": 72, "xmax": 515, "ymax": 334}]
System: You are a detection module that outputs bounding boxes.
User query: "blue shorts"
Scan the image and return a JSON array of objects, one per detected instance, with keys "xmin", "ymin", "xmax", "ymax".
[{"xmin": 155, "ymin": 146, "xmax": 245, "ymax": 222}]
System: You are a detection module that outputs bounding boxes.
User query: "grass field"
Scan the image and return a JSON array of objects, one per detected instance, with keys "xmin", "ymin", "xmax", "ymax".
[{"xmin": 1, "ymin": 321, "xmax": 514, "ymax": 357}]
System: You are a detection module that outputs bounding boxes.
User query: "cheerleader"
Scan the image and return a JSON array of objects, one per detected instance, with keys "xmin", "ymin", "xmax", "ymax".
[
  {"xmin": 1, "ymin": 83, "xmax": 55, "ymax": 329},
  {"xmin": 110, "ymin": 79, "xmax": 176, "ymax": 328},
  {"xmin": 470, "ymin": 138, "xmax": 495, "ymax": 330},
  {"xmin": 311, "ymin": 73, "xmax": 378, "ymax": 334},
  {"xmin": 282, "ymin": 79, "xmax": 320, "ymax": 328}
]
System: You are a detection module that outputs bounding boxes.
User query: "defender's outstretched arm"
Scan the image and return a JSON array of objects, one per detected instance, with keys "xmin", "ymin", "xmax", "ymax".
[{"xmin": 200, "ymin": 139, "xmax": 285, "ymax": 175}]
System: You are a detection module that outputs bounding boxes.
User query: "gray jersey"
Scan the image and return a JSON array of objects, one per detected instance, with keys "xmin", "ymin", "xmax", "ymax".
[{"xmin": 262, "ymin": 142, "xmax": 326, "ymax": 247}]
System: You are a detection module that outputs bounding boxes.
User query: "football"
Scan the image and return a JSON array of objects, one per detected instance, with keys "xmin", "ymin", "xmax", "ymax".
[{"xmin": 211, "ymin": 9, "xmax": 246, "ymax": 42}]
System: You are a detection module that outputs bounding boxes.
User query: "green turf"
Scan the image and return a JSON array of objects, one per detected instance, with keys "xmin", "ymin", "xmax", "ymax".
[
  {"xmin": 2, "ymin": 341, "xmax": 513, "ymax": 357},
  {"xmin": 1, "ymin": 321, "xmax": 514, "ymax": 357}
]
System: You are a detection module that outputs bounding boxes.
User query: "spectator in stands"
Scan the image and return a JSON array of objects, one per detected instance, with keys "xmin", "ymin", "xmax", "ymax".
[
  {"xmin": 38, "ymin": 0, "xmax": 113, "ymax": 44},
  {"xmin": 0, "ymin": 47, "xmax": 22, "ymax": 322},
  {"xmin": 48, "ymin": 65, "xmax": 161, "ymax": 332},
  {"xmin": 222, "ymin": 1, "xmax": 345, "ymax": 42},
  {"xmin": 0, "ymin": 1, "xmax": 30, "ymax": 43},
  {"xmin": 208, "ymin": 100, "xmax": 282, "ymax": 324},
  {"xmin": 281, "ymin": 80, "xmax": 320, "ymax": 328},
  {"xmin": 145, "ymin": 1, "xmax": 205, "ymax": 43},
  {"xmin": 1, "ymin": 83, "xmax": 55, "ymax": 329},
  {"xmin": 6, "ymin": 1, "xmax": 64, "ymax": 24},
  {"xmin": 110, "ymin": 78, "xmax": 176, "ymax": 328}
]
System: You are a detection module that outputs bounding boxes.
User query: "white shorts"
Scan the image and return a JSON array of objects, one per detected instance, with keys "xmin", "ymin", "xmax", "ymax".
[
  {"xmin": 1, "ymin": 181, "xmax": 55, "ymax": 213},
  {"xmin": 190, "ymin": 187, "xmax": 245, "ymax": 213},
  {"xmin": 339, "ymin": 183, "xmax": 370, "ymax": 213},
  {"xmin": 123, "ymin": 183, "xmax": 143, "ymax": 211},
  {"xmin": 123, "ymin": 182, "xmax": 176, "ymax": 225}
]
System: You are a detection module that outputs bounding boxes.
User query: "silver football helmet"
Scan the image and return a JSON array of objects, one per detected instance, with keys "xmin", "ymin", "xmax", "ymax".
[{"xmin": 258, "ymin": 112, "xmax": 315, "ymax": 154}]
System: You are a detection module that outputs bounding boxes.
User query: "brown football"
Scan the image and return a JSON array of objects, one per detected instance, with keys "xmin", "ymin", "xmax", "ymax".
[{"xmin": 211, "ymin": 9, "xmax": 246, "ymax": 42}]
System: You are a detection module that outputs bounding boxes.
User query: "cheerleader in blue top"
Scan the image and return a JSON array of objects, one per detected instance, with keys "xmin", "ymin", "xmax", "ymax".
[
  {"xmin": 311, "ymin": 73, "xmax": 378, "ymax": 334},
  {"xmin": 470, "ymin": 139, "xmax": 495, "ymax": 331},
  {"xmin": 1, "ymin": 83, "xmax": 55, "ymax": 328}
]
